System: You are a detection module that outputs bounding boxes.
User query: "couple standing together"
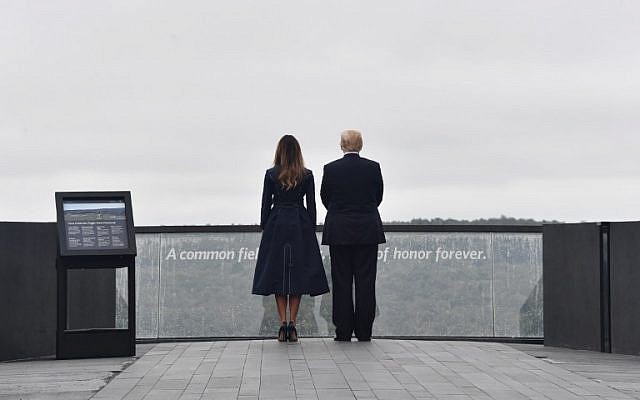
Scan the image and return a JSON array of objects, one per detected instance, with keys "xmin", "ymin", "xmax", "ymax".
[{"xmin": 252, "ymin": 130, "xmax": 385, "ymax": 342}]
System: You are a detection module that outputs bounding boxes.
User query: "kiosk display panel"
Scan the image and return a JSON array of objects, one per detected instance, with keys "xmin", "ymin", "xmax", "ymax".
[
  {"xmin": 56, "ymin": 192, "xmax": 136, "ymax": 256},
  {"xmin": 63, "ymin": 200, "xmax": 128, "ymax": 250}
]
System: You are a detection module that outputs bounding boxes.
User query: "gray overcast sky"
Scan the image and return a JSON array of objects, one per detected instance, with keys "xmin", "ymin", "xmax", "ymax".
[{"xmin": 1, "ymin": 1, "xmax": 639, "ymax": 225}]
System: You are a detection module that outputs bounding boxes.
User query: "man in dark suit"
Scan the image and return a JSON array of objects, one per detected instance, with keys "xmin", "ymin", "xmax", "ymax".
[{"xmin": 320, "ymin": 130, "xmax": 385, "ymax": 341}]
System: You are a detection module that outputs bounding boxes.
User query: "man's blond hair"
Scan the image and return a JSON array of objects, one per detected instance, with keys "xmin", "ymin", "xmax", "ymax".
[{"xmin": 340, "ymin": 130, "xmax": 363, "ymax": 152}]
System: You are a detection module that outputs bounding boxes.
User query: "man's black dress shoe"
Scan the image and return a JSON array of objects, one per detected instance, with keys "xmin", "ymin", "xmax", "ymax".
[
  {"xmin": 333, "ymin": 336, "xmax": 351, "ymax": 342},
  {"xmin": 357, "ymin": 337, "xmax": 371, "ymax": 342}
]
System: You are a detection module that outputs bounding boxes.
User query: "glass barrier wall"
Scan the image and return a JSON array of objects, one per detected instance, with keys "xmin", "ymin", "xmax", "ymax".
[{"xmin": 134, "ymin": 230, "xmax": 542, "ymax": 339}]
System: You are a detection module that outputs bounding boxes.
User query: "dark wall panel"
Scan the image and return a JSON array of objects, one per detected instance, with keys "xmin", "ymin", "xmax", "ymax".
[
  {"xmin": 0, "ymin": 222, "xmax": 58, "ymax": 361},
  {"xmin": 67, "ymin": 269, "xmax": 116, "ymax": 330},
  {"xmin": 0, "ymin": 222, "xmax": 118, "ymax": 361},
  {"xmin": 610, "ymin": 222, "xmax": 640, "ymax": 355},
  {"xmin": 543, "ymin": 223, "xmax": 602, "ymax": 351}
]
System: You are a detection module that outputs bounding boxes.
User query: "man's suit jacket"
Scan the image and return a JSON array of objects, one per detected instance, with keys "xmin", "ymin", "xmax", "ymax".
[{"xmin": 320, "ymin": 153, "xmax": 386, "ymax": 245}]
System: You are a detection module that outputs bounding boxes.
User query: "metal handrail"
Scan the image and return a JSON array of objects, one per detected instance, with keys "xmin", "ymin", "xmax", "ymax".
[{"xmin": 135, "ymin": 224, "xmax": 543, "ymax": 234}]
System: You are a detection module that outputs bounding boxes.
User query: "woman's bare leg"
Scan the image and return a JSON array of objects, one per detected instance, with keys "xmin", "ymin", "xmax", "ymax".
[
  {"xmin": 288, "ymin": 295, "xmax": 302, "ymax": 323},
  {"xmin": 275, "ymin": 295, "xmax": 287, "ymax": 323}
]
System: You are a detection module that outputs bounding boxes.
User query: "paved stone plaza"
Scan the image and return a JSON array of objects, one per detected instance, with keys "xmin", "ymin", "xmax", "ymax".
[{"xmin": 2, "ymin": 339, "xmax": 640, "ymax": 400}]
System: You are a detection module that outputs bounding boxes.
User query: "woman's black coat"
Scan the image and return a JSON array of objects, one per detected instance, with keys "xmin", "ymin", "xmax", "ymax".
[{"xmin": 252, "ymin": 168, "xmax": 329, "ymax": 296}]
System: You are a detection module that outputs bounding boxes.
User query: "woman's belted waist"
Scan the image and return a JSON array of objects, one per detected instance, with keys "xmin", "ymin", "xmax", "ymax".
[{"xmin": 273, "ymin": 202, "xmax": 304, "ymax": 208}]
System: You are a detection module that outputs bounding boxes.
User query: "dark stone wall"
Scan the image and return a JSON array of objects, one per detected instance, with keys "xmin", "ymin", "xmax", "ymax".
[
  {"xmin": 543, "ymin": 223, "xmax": 602, "ymax": 351},
  {"xmin": 609, "ymin": 222, "xmax": 640, "ymax": 355},
  {"xmin": 0, "ymin": 222, "xmax": 58, "ymax": 361}
]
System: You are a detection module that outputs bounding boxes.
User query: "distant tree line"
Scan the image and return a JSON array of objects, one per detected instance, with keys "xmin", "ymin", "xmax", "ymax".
[{"xmin": 385, "ymin": 215, "xmax": 561, "ymax": 225}]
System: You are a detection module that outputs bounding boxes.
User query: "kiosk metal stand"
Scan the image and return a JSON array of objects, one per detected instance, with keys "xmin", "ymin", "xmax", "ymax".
[{"xmin": 55, "ymin": 191, "xmax": 136, "ymax": 359}]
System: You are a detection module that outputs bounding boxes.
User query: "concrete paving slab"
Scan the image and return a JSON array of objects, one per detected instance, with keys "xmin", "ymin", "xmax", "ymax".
[
  {"xmin": 3, "ymin": 340, "xmax": 640, "ymax": 399},
  {"xmin": 0, "ymin": 344, "xmax": 153, "ymax": 400}
]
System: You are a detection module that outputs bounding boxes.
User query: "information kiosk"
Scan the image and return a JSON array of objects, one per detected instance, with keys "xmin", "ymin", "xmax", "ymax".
[{"xmin": 55, "ymin": 191, "xmax": 136, "ymax": 359}]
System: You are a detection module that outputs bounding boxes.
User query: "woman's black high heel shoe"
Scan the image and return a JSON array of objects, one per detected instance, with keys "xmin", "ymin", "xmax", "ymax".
[
  {"xmin": 277, "ymin": 322, "xmax": 288, "ymax": 342},
  {"xmin": 288, "ymin": 321, "xmax": 298, "ymax": 342}
]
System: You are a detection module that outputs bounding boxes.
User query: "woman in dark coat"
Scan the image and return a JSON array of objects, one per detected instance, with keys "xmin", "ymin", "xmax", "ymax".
[{"xmin": 253, "ymin": 135, "xmax": 329, "ymax": 342}]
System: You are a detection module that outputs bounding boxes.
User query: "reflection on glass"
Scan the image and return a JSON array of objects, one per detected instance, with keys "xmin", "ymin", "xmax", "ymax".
[
  {"xmin": 375, "ymin": 233, "xmax": 493, "ymax": 336},
  {"xmin": 115, "ymin": 268, "xmax": 129, "ymax": 329},
  {"xmin": 134, "ymin": 231, "xmax": 543, "ymax": 339},
  {"xmin": 158, "ymin": 233, "xmax": 263, "ymax": 337},
  {"xmin": 492, "ymin": 233, "xmax": 543, "ymax": 337},
  {"xmin": 134, "ymin": 234, "xmax": 161, "ymax": 338}
]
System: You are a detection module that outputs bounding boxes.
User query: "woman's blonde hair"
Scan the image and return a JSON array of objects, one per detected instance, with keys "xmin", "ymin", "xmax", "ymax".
[
  {"xmin": 340, "ymin": 130, "xmax": 363, "ymax": 152},
  {"xmin": 274, "ymin": 135, "xmax": 306, "ymax": 190}
]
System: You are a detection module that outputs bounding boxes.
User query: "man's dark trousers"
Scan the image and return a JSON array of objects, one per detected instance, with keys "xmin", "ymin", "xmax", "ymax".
[
  {"xmin": 330, "ymin": 244, "xmax": 378, "ymax": 340},
  {"xmin": 320, "ymin": 152, "xmax": 385, "ymax": 341}
]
